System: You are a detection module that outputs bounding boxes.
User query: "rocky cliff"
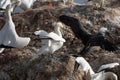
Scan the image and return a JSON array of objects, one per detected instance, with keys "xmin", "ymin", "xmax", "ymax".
[{"xmin": 0, "ymin": 0, "xmax": 120, "ymax": 80}]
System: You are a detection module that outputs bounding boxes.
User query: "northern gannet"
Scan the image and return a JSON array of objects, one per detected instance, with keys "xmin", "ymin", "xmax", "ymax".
[
  {"xmin": 0, "ymin": 0, "xmax": 11, "ymax": 10},
  {"xmin": 30, "ymin": 22, "xmax": 65, "ymax": 61},
  {"xmin": 19, "ymin": 0, "xmax": 36, "ymax": 10},
  {"xmin": 74, "ymin": 57, "xmax": 119, "ymax": 80},
  {"xmin": 0, "ymin": 4, "xmax": 30, "ymax": 53},
  {"xmin": 0, "ymin": 0, "xmax": 21, "ymax": 13},
  {"xmin": 59, "ymin": 15, "xmax": 119, "ymax": 56}
]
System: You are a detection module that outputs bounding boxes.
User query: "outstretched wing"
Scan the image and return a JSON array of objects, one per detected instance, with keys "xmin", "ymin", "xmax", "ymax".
[
  {"xmin": 75, "ymin": 57, "xmax": 95, "ymax": 75},
  {"xmin": 47, "ymin": 32, "xmax": 66, "ymax": 42},
  {"xmin": 34, "ymin": 30, "xmax": 65, "ymax": 42},
  {"xmin": 98, "ymin": 62, "xmax": 119, "ymax": 72},
  {"xmin": 34, "ymin": 30, "xmax": 48, "ymax": 38},
  {"xmin": 59, "ymin": 15, "xmax": 91, "ymax": 45}
]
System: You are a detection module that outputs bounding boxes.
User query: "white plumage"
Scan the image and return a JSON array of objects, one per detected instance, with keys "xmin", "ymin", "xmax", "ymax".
[
  {"xmin": 98, "ymin": 62, "xmax": 119, "ymax": 72},
  {"xmin": 34, "ymin": 30, "xmax": 48, "ymax": 38},
  {"xmin": 0, "ymin": 4, "xmax": 30, "ymax": 53},
  {"xmin": 90, "ymin": 71, "xmax": 118, "ymax": 80},
  {"xmin": 34, "ymin": 31, "xmax": 65, "ymax": 42},
  {"xmin": 98, "ymin": 27, "xmax": 109, "ymax": 36},
  {"xmin": 75, "ymin": 57, "xmax": 95, "ymax": 75},
  {"xmin": 75, "ymin": 57, "xmax": 118, "ymax": 80},
  {"xmin": 0, "ymin": 0, "xmax": 11, "ymax": 9},
  {"xmin": 30, "ymin": 22, "xmax": 65, "ymax": 61},
  {"xmin": 19, "ymin": 0, "xmax": 36, "ymax": 10},
  {"xmin": 0, "ymin": 0, "xmax": 21, "ymax": 12},
  {"xmin": 98, "ymin": 27, "xmax": 108, "ymax": 34}
]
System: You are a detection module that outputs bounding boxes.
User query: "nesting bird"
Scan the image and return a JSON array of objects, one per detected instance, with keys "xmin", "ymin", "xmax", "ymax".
[
  {"xmin": 74, "ymin": 57, "xmax": 119, "ymax": 80},
  {"xmin": 30, "ymin": 22, "xmax": 66, "ymax": 61},
  {"xmin": 0, "ymin": 4, "xmax": 30, "ymax": 53},
  {"xmin": 59, "ymin": 15, "xmax": 119, "ymax": 56},
  {"xmin": 19, "ymin": 0, "xmax": 36, "ymax": 10},
  {"xmin": 0, "ymin": 0, "xmax": 21, "ymax": 13},
  {"xmin": 0, "ymin": 0, "xmax": 11, "ymax": 10}
]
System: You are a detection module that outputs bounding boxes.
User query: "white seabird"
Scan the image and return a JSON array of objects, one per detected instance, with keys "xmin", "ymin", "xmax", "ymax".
[
  {"xmin": 0, "ymin": 4, "xmax": 30, "ymax": 53},
  {"xmin": 19, "ymin": 0, "xmax": 36, "ymax": 10},
  {"xmin": 97, "ymin": 62, "xmax": 119, "ymax": 72},
  {"xmin": 75, "ymin": 57, "xmax": 119, "ymax": 80},
  {"xmin": 0, "ymin": 0, "xmax": 21, "ymax": 15},
  {"xmin": 30, "ymin": 22, "xmax": 66, "ymax": 61},
  {"xmin": 75, "ymin": 57, "xmax": 95, "ymax": 75},
  {"xmin": 0, "ymin": 0, "xmax": 11, "ymax": 10}
]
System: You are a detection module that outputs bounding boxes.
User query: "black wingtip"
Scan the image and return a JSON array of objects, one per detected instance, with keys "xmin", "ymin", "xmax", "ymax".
[
  {"xmin": 0, "ymin": 8, "xmax": 5, "ymax": 10},
  {"xmin": 0, "ymin": 8, "xmax": 5, "ymax": 12},
  {"xmin": 0, "ymin": 44, "xmax": 14, "ymax": 48}
]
